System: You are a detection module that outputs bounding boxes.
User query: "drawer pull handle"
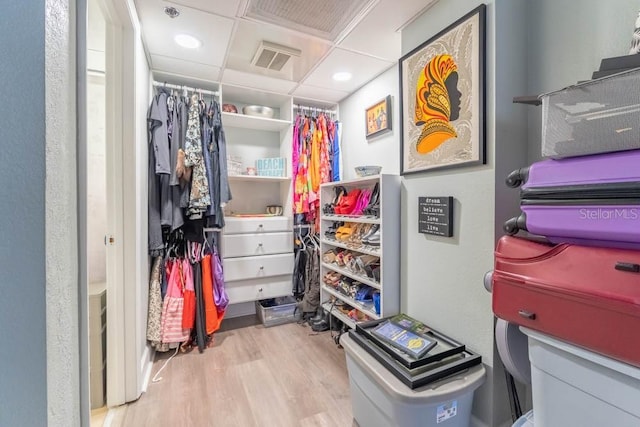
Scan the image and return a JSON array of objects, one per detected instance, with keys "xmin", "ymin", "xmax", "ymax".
[
  {"xmin": 258, "ymin": 243, "xmax": 263, "ymax": 247},
  {"xmin": 258, "ymin": 287, "xmax": 263, "ymax": 292},
  {"xmin": 259, "ymin": 266, "xmax": 264, "ymax": 270},
  {"xmin": 258, "ymin": 224, "xmax": 263, "ymax": 228},
  {"xmin": 518, "ymin": 310, "xmax": 536, "ymax": 320},
  {"xmin": 615, "ymin": 262, "xmax": 640, "ymax": 273}
]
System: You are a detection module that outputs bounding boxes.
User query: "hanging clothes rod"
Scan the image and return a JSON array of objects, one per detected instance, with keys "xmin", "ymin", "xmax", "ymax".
[
  {"xmin": 293, "ymin": 224, "xmax": 312, "ymax": 229},
  {"xmin": 293, "ymin": 104, "xmax": 337, "ymax": 114},
  {"xmin": 152, "ymin": 81, "xmax": 219, "ymax": 97}
]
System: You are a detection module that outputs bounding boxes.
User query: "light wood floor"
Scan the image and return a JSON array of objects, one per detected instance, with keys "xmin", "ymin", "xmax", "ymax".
[{"xmin": 121, "ymin": 317, "xmax": 356, "ymax": 427}]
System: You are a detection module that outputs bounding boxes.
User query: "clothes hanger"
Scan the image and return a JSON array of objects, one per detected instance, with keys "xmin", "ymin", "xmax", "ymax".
[{"xmin": 297, "ymin": 227, "xmax": 306, "ymax": 251}]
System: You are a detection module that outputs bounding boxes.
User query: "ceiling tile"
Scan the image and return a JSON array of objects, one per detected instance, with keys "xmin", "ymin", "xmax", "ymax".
[
  {"xmin": 339, "ymin": 0, "xmax": 438, "ymax": 60},
  {"xmin": 165, "ymin": 0, "xmax": 241, "ymax": 17},
  {"xmin": 151, "ymin": 54, "xmax": 221, "ymax": 82},
  {"xmin": 242, "ymin": 0, "xmax": 375, "ymax": 41},
  {"xmin": 135, "ymin": 0, "xmax": 234, "ymax": 67},
  {"xmin": 301, "ymin": 48, "xmax": 394, "ymax": 93},
  {"xmin": 292, "ymin": 84, "xmax": 351, "ymax": 104},
  {"xmin": 225, "ymin": 20, "xmax": 332, "ymax": 82},
  {"xmin": 222, "ymin": 69, "xmax": 298, "ymax": 94}
]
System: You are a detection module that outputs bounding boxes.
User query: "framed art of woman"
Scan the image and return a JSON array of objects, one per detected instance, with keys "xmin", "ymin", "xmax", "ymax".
[{"xmin": 399, "ymin": 5, "xmax": 485, "ymax": 175}]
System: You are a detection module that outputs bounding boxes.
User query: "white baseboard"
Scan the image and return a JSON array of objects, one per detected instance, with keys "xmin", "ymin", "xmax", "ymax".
[
  {"xmin": 140, "ymin": 344, "xmax": 154, "ymax": 393},
  {"xmin": 103, "ymin": 404, "xmax": 127, "ymax": 427}
]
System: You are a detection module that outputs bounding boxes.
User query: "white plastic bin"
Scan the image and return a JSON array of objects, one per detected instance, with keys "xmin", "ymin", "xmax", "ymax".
[
  {"xmin": 522, "ymin": 327, "xmax": 640, "ymax": 427},
  {"xmin": 512, "ymin": 410, "xmax": 534, "ymax": 427},
  {"xmin": 341, "ymin": 333, "xmax": 485, "ymax": 427}
]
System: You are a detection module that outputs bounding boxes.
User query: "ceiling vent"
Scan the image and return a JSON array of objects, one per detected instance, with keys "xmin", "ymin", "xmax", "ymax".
[{"xmin": 251, "ymin": 41, "xmax": 302, "ymax": 71}]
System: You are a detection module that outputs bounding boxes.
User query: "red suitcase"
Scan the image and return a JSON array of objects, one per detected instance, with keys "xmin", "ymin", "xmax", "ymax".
[{"xmin": 492, "ymin": 236, "xmax": 640, "ymax": 367}]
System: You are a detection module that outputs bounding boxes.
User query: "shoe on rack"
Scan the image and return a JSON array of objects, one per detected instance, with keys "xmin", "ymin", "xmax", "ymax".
[
  {"xmin": 364, "ymin": 182, "xmax": 380, "ymax": 217},
  {"xmin": 335, "ymin": 189, "xmax": 361, "ymax": 215},
  {"xmin": 362, "ymin": 228, "xmax": 380, "ymax": 246},
  {"xmin": 360, "ymin": 224, "xmax": 379, "ymax": 243}
]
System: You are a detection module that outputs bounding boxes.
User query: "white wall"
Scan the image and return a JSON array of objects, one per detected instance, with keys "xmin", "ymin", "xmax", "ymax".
[
  {"xmin": 338, "ymin": 66, "xmax": 400, "ymax": 179},
  {"xmin": 526, "ymin": 0, "xmax": 638, "ymax": 163},
  {"xmin": 45, "ymin": 0, "xmax": 81, "ymax": 425}
]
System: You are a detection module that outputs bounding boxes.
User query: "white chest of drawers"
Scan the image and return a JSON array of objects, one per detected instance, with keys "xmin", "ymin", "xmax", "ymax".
[{"xmin": 222, "ymin": 217, "xmax": 294, "ymax": 304}]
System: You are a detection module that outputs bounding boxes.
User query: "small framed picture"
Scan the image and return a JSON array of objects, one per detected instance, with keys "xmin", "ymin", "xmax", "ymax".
[{"xmin": 365, "ymin": 95, "xmax": 392, "ymax": 139}]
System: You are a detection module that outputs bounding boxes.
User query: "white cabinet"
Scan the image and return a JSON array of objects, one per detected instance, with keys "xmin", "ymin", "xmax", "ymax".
[
  {"xmin": 220, "ymin": 84, "xmax": 293, "ymax": 216},
  {"xmin": 319, "ymin": 174, "xmax": 400, "ymax": 328},
  {"xmin": 218, "ymin": 85, "xmax": 296, "ymax": 306}
]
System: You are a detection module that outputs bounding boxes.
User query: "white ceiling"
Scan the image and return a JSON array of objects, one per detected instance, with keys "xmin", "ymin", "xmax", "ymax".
[{"xmin": 134, "ymin": 0, "xmax": 438, "ymax": 104}]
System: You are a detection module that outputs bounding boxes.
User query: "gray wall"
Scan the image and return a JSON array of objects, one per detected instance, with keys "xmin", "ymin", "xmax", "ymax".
[
  {"xmin": 526, "ymin": 0, "xmax": 638, "ymax": 162},
  {"xmin": 401, "ymin": 2, "xmax": 501, "ymax": 426},
  {"xmin": 0, "ymin": 2, "xmax": 48, "ymax": 426},
  {"xmin": 493, "ymin": 0, "xmax": 530, "ymax": 420}
]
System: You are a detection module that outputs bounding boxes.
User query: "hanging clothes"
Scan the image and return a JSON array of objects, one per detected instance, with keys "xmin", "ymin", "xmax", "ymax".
[
  {"xmin": 202, "ymin": 101, "xmax": 228, "ymax": 229},
  {"xmin": 147, "ymin": 256, "xmax": 169, "ymax": 352},
  {"xmin": 160, "ymin": 258, "xmax": 190, "ymax": 345},
  {"xmin": 202, "ymin": 253, "xmax": 223, "ymax": 335},
  {"xmin": 211, "ymin": 246, "xmax": 229, "ymax": 310},
  {"xmin": 148, "ymin": 90, "xmax": 172, "ymax": 255},
  {"xmin": 181, "ymin": 259, "xmax": 196, "ymax": 330},
  {"xmin": 146, "ymin": 84, "xmax": 233, "ymax": 355},
  {"xmin": 184, "ymin": 94, "xmax": 211, "ymax": 219},
  {"xmin": 292, "ymin": 111, "xmax": 339, "ymax": 226},
  {"xmin": 332, "ymin": 121, "xmax": 342, "ymax": 182},
  {"xmin": 192, "ymin": 260, "xmax": 206, "ymax": 352},
  {"xmin": 301, "ymin": 240, "xmax": 320, "ymax": 314}
]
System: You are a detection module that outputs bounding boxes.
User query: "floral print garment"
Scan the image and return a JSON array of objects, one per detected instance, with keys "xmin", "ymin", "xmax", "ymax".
[{"xmin": 184, "ymin": 95, "xmax": 211, "ymax": 218}]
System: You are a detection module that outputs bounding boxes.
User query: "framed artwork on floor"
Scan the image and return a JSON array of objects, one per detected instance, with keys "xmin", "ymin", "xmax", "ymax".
[
  {"xmin": 399, "ymin": 4, "xmax": 486, "ymax": 175},
  {"xmin": 365, "ymin": 95, "xmax": 392, "ymax": 139}
]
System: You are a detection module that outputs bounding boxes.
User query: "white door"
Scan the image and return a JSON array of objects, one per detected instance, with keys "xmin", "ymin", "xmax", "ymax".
[{"xmin": 87, "ymin": 0, "xmax": 150, "ymax": 410}]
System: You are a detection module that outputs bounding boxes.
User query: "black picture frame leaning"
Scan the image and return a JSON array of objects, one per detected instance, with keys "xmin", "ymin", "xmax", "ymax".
[
  {"xmin": 356, "ymin": 318, "xmax": 467, "ymax": 370},
  {"xmin": 399, "ymin": 4, "xmax": 486, "ymax": 175},
  {"xmin": 349, "ymin": 327, "xmax": 482, "ymax": 390}
]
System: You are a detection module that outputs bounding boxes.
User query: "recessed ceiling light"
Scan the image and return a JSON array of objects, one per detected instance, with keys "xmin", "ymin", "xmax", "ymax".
[
  {"xmin": 332, "ymin": 71, "xmax": 352, "ymax": 82},
  {"xmin": 174, "ymin": 34, "xmax": 201, "ymax": 49}
]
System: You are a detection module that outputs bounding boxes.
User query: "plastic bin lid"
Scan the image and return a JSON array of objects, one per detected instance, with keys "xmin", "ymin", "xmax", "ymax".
[
  {"xmin": 340, "ymin": 333, "xmax": 486, "ymax": 405},
  {"xmin": 512, "ymin": 410, "xmax": 534, "ymax": 427},
  {"xmin": 520, "ymin": 327, "xmax": 640, "ymax": 380}
]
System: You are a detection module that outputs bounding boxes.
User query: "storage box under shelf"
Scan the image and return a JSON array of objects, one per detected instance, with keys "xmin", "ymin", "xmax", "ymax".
[{"xmin": 256, "ymin": 295, "xmax": 298, "ymax": 327}]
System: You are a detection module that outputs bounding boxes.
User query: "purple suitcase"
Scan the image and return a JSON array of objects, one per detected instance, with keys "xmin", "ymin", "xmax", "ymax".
[{"xmin": 504, "ymin": 150, "xmax": 640, "ymax": 249}]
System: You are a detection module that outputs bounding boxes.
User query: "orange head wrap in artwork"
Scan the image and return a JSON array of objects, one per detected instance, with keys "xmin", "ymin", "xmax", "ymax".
[{"xmin": 414, "ymin": 54, "xmax": 459, "ymax": 154}]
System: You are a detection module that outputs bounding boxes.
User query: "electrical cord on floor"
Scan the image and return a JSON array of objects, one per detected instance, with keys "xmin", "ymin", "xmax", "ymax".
[
  {"xmin": 151, "ymin": 346, "xmax": 180, "ymax": 383},
  {"xmin": 505, "ymin": 370, "xmax": 522, "ymax": 421}
]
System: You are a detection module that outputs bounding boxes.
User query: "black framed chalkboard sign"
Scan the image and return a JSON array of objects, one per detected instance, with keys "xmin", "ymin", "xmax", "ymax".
[{"xmin": 418, "ymin": 197, "xmax": 454, "ymax": 237}]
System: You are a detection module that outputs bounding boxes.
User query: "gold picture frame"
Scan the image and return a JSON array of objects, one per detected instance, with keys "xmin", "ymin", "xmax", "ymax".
[{"xmin": 365, "ymin": 95, "xmax": 392, "ymax": 139}]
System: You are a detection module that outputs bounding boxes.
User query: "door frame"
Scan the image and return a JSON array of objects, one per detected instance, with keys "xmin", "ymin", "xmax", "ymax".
[{"xmin": 83, "ymin": 0, "xmax": 147, "ymax": 409}]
